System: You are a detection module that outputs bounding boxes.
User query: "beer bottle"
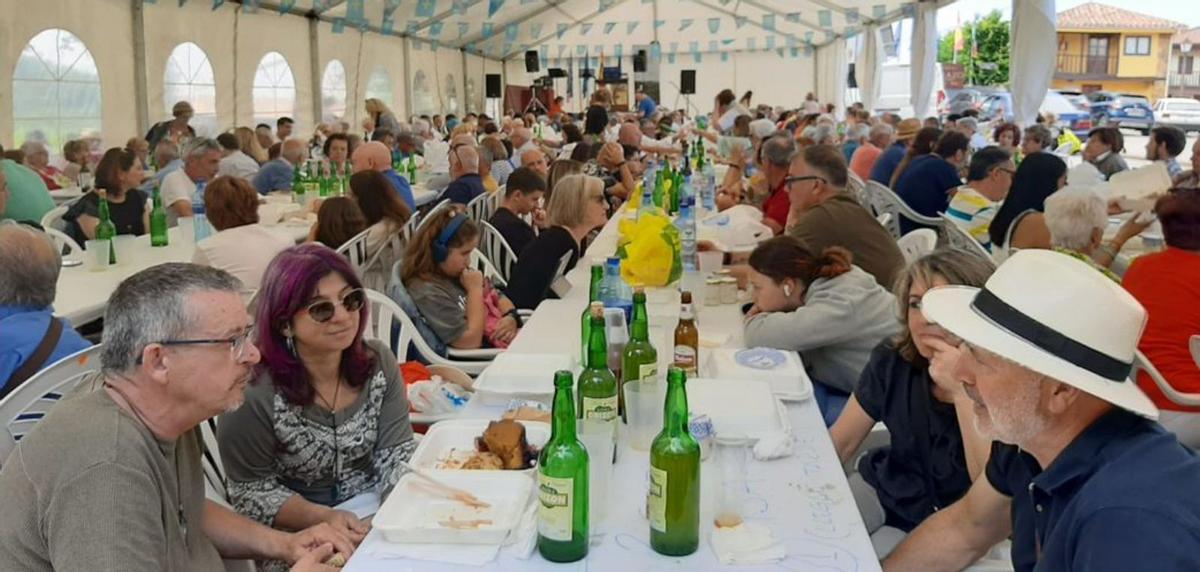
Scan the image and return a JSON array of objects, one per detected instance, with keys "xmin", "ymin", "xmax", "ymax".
[
  {"xmin": 150, "ymin": 185, "xmax": 169, "ymax": 247},
  {"xmin": 578, "ymin": 302, "xmax": 618, "ymax": 423},
  {"xmin": 95, "ymin": 190, "xmax": 117, "ymax": 264},
  {"xmin": 648, "ymin": 367, "xmax": 700, "ymax": 556},
  {"xmin": 620, "ymin": 288, "xmax": 657, "ymax": 419},
  {"xmin": 673, "ymin": 291, "xmax": 699, "ymax": 375},
  {"xmin": 537, "ymin": 370, "xmax": 589, "ymax": 562}
]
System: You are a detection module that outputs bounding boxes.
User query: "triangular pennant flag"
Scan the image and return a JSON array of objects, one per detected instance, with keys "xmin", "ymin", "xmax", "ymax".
[
  {"xmin": 599, "ymin": 0, "xmax": 615, "ymax": 9},
  {"xmin": 804, "ymin": 31, "xmax": 814, "ymax": 43},
  {"xmin": 825, "ymin": 30, "xmax": 835, "ymax": 42},
  {"xmin": 650, "ymin": 42, "xmax": 661, "ymax": 61},
  {"xmin": 689, "ymin": 40, "xmax": 699, "ymax": 54},
  {"xmin": 416, "ymin": 0, "xmax": 436, "ymax": 19},
  {"xmin": 654, "ymin": 20, "xmax": 666, "ymax": 29},
  {"xmin": 847, "ymin": 8, "xmax": 859, "ymax": 24},
  {"xmin": 804, "ymin": 44, "xmax": 813, "ymax": 56},
  {"xmin": 707, "ymin": 18, "xmax": 720, "ymax": 34},
  {"xmin": 557, "ymin": 45, "xmax": 567, "ymax": 57},
  {"xmin": 734, "ymin": 16, "xmax": 747, "ymax": 29},
  {"xmin": 604, "ymin": 22, "xmax": 616, "ymax": 34},
  {"xmin": 482, "ymin": 22, "xmax": 494, "ymax": 38},
  {"xmin": 679, "ymin": 19, "xmax": 693, "ymax": 32},
  {"xmin": 179, "ymin": 0, "xmax": 188, "ymax": 6},
  {"xmin": 430, "ymin": 21, "xmax": 444, "ymax": 37},
  {"xmin": 721, "ymin": 52, "xmax": 729, "ymax": 62},
  {"xmin": 406, "ymin": 20, "xmax": 419, "ymax": 35},
  {"xmin": 557, "ymin": 23, "xmax": 569, "ymax": 39},
  {"xmin": 453, "ymin": 0, "xmax": 469, "ymax": 15},
  {"xmin": 902, "ymin": 3, "xmax": 915, "ymax": 18},
  {"xmin": 346, "ymin": 0, "xmax": 366, "ymax": 30},
  {"xmin": 667, "ymin": 53, "xmax": 675, "ymax": 64},
  {"xmin": 458, "ymin": 22, "xmax": 470, "ymax": 37},
  {"xmin": 211, "ymin": 0, "xmax": 224, "ymax": 9},
  {"xmin": 873, "ymin": 4, "xmax": 887, "ymax": 18},
  {"xmin": 277, "ymin": 0, "xmax": 294, "ymax": 13},
  {"xmin": 488, "ymin": 0, "xmax": 505, "ymax": 18},
  {"xmin": 626, "ymin": 21, "xmax": 639, "ymax": 34},
  {"xmin": 614, "ymin": 44, "xmax": 623, "ymax": 58},
  {"xmin": 786, "ymin": 35, "xmax": 798, "ymax": 47},
  {"xmin": 243, "ymin": 0, "xmax": 260, "ymax": 12},
  {"xmin": 765, "ymin": 36, "xmax": 775, "ymax": 49},
  {"xmin": 333, "ymin": 18, "xmax": 346, "ymax": 33},
  {"xmin": 504, "ymin": 23, "xmax": 518, "ymax": 42},
  {"xmin": 693, "ymin": 52, "xmax": 702, "ymax": 63},
  {"xmin": 786, "ymin": 12, "xmax": 800, "ymax": 23},
  {"xmin": 762, "ymin": 14, "xmax": 774, "ymax": 31},
  {"xmin": 721, "ymin": 38, "xmax": 735, "ymax": 46},
  {"xmin": 669, "ymin": 41, "xmax": 678, "ymax": 54},
  {"xmin": 718, "ymin": 0, "xmax": 731, "ymax": 4},
  {"xmin": 580, "ymin": 23, "xmax": 593, "ymax": 35},
  {"xmin": 790, "ymin": 47, "xmax": 800, "ymax": 58},
  {"xmin": 577, "ymin": 45, "xmax": 587, "ymax": 55},
  {"xmin": 818, "ymin": 9, "xmax": 832, "ymax": 27},
  {"xmin": 531, "ymin": 23, "xmax": 543, "ymax": 38},
  {"xmin": 776, "ymin": 48, "xmax": 785, "ymax": 58}
]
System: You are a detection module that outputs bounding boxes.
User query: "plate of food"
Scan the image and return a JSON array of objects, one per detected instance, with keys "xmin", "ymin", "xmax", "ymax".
[
  {"xmin": 373, "ymin": 469, "xmax": 533, "ymax": 545},
  {"xmin": 409, "ymin": 419, "xmax": 550, "ymax": 474}
]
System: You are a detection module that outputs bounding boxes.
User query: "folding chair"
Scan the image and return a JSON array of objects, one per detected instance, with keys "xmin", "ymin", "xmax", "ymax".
[{"xmin": 0, "ymin": 345, "xmax": 102, "ymax": 465}]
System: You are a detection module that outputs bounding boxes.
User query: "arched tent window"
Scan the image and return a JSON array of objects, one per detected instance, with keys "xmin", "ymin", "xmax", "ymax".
[
  {"xmin": 365, "ymin": 67, "xmax": 393, "ymax": 108},
  {"xmin": 12, "ymin": 28, "xmax": 102, "ymax": 152},
  {"xmin": 321, "ymin": 60, "xmax": 347, "ymax": 123},
  {"xmin": 164, "ymin": 42, "xmax": 217, "ymax": 137},
  {"xmin": 253, "ymin": 51, "xmax": 296, "ymax": 127}
]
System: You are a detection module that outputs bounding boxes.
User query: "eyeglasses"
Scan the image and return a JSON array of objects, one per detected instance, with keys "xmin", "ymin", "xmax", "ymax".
[
  {"xmin": 157, "ymin": 326, "xmax": 255, "ymax": 361},
  {"xmin": 784, "ymin": 175, "xmax": 825, "ymax": 188},
  {"xmin": 995, "ymin": 167, "xmax": 1016, "ymax": 177},
  {"xmin": 303, "ymin": 288, "xmax": 366, "ymax": 323}
]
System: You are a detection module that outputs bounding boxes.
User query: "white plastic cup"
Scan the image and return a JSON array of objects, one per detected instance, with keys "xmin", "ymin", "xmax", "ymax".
[
  {"xmin": 84, "ymin": 239, "xmax": 110, "ymax": 272},
  {"xmin": 577, "ymin": 419, "xmax": 615, "ymax": 525},
  {"xmin": 698, "ymin": 250, "xmax": 724, "ymax": 275},
  {"xmin": 624, "ymin": 380, "xmax": 666, "ymax": 451}
]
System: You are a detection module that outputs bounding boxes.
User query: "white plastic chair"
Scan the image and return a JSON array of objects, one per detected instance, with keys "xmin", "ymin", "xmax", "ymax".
[
  {"xmin": 549, "ymin": 250, "xmax": 575, "ymax": 298},
  {"xmin": 1135, "ymin": 350, "xmax": 1200, "ymax": 407},
  {"xmin": 43, "ymin": 227, "xmax": 84, "ymax": 262},
  {"xmin": 470, "ymin": 249, "xmax": 509, "ymax": 288},
  {"xmin": 863, "ymin": 181, "xmax": 942, "ymax": 239},
  {"xmin": 336, "ymin": 227, "xmax": 375, "ymax": 279},
  {"xmin": 199, "ymin": 418, "xmax": 228, "ymax": 501},
  {"xmin": 382, "ymin": 269, "xmax": 502, "ymax": 376},
  {"xmin": 464, "ymin": 191, "xmax": 492, "ymax": 223},
  {"xmin": 896, "ymin": 228, "xmax": 938, "ymax": 263},
  {"xmin": 416, "ymin": 199, "xmax": 453, "ymax": 230},
  {"xmin": 846, "ymin": 171, "xmax": 868, "ymax": 207},
  {"xmin": 1190, "ymin": 336, "xmax": 1200, "ymax": 370},
  {"xmin": 39, "ymin": 205, "xmax": 70, "ymax": 232},
  {"xmin": 478, "ymin": 220, "xmax": 519, "ymax": 283},
  {"xmin": 939, "ymin": 213, "xmax": 993, "ymax": 260},
  {"xmin": 0, "ymin": 345, "xmax": 102, "ymax": 465},
  {"xmin": 364, "ymin": 288, "xmax": 414, "ymax": 360}
]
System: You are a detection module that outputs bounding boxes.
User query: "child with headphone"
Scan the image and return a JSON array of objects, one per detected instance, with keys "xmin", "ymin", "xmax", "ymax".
[{"xmin": 400, "ymin": 208, "xmax": 522, "ymax": 349}]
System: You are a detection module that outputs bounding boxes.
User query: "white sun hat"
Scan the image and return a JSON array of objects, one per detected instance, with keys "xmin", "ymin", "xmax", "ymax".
[{"xmin": 921, "ymin": 249, "xmax": 1157, "ymax": 419}]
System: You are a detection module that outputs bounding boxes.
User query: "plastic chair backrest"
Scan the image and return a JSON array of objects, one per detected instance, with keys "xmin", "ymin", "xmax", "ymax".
[
  {"xmin": 478, "ymin": 220, "xmax": 519, "ymax": 283},
  {"xmin": 336, "ymin": 228, "xmax": 374, "ymax": 276},
  {"xmin": 416, "ymin": 199, "xmax": 453, "ymax": 231},
  {"xmin": 865, "ymin": 181, "xmax": 942, "ymax": 239},
  {"xmin": 40, "ymin": 205, "xmax": 70, "ymax": 233},
  {"xmin": 365, "ymin": 288, "xmax": 413, "ymax": 360},
  {"xmin": 0, "ymin": 345, "xmax": 102, "ymax": 466},
  {"xmin": 846, "ymin": 171, "xmax": 868, "ymax": 207},
  {"xmin": 896, "ymin": 228, "xmax": 938, "ymax": 263},
  {"xmin": 464, "ymin": 192, "xmax": 492, "ymax": 222},
  {"xmin": 549, "ymin": 251, "xmax": 575, "ymax": 298},
  {"xmin": 43, "ymin": 227, "xmax": 84, "ymax": 262},
  {"xmin": 1135, "ymin": 350, "xmax": 1200, "ymax": 407},
  {"xmin": 939, "ymin": 213, "xmax": 992, "ymax": 260},
  {"xmin": 470, "ymin": 249, "xmax": 508, "ymax": 288},
  {"xmin": 1191, "ymin": 336, "xmax": 1200, "ymax": 370},
  {"xmin": 387, "ymin": 259, "xmax": 449, "ymax": 357}
]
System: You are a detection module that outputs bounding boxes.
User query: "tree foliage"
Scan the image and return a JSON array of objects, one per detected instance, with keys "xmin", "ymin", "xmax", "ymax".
[{"xmin": 937, "ymin": 10, "xmax": 1010, "ymax": 87}]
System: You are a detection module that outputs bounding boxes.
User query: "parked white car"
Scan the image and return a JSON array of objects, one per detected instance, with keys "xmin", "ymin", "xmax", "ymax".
[{"xmin": 1153, "ymin": 98, "xmax": 1200, "ymax": 133}]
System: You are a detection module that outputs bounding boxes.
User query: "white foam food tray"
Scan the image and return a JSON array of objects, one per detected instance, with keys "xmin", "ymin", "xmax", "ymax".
[
  {"xmin": 708, "ymin": 347, "xmax": 813, "ymax": 401},
  {"xmin": 374, "ymin": 470, "xmax": 533, "ymax": 545},
  {"xmin": 409, "ymin": 419, "xmax": 551, "ymax": 474},
  {"xmin": 473, "ymin": 353, "xmax": 576, "ymax": 405},
  {"xmin": 686, "ymin": 378, "xmax": 790, "ymax": 442}
]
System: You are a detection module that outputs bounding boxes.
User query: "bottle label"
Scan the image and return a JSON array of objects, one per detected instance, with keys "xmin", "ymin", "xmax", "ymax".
[
  {"xmin": 648, "ymin": 466, "xmax": 668, "ymax": 532},
  {"xmin": 638, "ymin": 363, "xmax": 658, "ymax": 382},
  {"xmin": 673, "ymin": 345, "xmax": 697, "ymax": 372},
  {"xmin": 581, "ymin": 395, "xmax": 618, "ymax": 421},
  {"xmin": 538, "ymin": 474, "xmax": 574, "ymax": 542}
]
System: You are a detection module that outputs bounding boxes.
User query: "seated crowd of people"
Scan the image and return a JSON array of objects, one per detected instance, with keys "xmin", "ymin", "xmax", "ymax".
[{"xmin": 1, "ymin": 83, "xmax": 1198, "ymax": 571}]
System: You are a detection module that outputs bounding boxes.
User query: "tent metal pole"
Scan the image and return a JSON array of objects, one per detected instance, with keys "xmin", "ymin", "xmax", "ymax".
[
  {"xmin": 309, "ymin": 15, "xmax": 323, "ymax": 126},
  {"xmin": 132, "ymin": 0, "xmax": 150, "ymax": 136}
]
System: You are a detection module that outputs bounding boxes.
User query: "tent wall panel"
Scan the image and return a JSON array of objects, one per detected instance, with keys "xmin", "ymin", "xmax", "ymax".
[
  {"xmin": 234, "ymin": 8, "xmax": 313, "ymax": 133},
  {"xmin": 143, "ymin": 1, "xmax": 237, "ymax": 137}
]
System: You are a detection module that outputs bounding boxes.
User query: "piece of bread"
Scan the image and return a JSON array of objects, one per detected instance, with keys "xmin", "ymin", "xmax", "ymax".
[
  {"xmin": 478, "ymin": 419, "xmax": 529, "ymax": 470},
  {"xmin": 462, "ymin": 451, "xmax": 504, "ymax": 470}
]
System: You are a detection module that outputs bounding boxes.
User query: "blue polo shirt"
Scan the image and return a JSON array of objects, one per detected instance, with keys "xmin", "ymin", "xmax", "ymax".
[
  {"xmin": 440, "ymin": 174, "xmax": 485, "ymax": 205},
  {"xmin": 0, "ymin": 306, "xmax": 92, "ymax": 392},
  {"xmin": 382, "ymin": 169, "xmax": 416, "ymax": 211},
  {"xmin": 893, "ymin": 154, "xmax": 961, "ymax": 233},
  {"xmin": 869, "ymin": 141, "xmax": 907, "ymax": 185},
  {"xmin": 985, "ymin": 409, "xmax": 1200, "ymax": 571},
  {"xmin": 637, "ymin": 96, "xmax": 657, "ymax": 118}
]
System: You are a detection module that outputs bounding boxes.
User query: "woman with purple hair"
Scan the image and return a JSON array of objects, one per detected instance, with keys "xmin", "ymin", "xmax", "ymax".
[{"xmin": 217, "ymin": 243, "xmax": 415, "ymax": 557}]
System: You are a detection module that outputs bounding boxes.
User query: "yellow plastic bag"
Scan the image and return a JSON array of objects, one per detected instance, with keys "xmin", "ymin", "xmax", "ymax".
[{"xmin": 618, "ymin": 212, "xmax": 682, "ymax": 287}]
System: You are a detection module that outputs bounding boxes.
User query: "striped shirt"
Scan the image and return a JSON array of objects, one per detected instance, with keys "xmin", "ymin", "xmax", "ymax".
[{"xmin": 945, "ymin": 185, "xmax": 1000, "ymax": 252}]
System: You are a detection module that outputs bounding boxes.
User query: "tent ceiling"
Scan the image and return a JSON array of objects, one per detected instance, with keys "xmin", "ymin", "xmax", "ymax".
[{"xmin": 255, "ymin": 0, "xmax": 926, "ymax": 61}]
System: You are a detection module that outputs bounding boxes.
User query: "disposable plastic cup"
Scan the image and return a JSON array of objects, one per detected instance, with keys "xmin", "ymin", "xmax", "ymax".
[
  {"xmin": 698, "ymin": 250, "xmax": 724, "ymax": 275},
  {"xmin": 577, "ymin": 419, "xmax": 615, "ymax": 526},
  {"xmin": 624, "ymin": 380, "xmax": 666, "ymax": 451},
  {"xmin": 84, "ymin": 239, "xmax": 110, "ymax": 272},
  {"xmin": 714, "ymin": 437, "xmax": 752, "ymax": 529}
]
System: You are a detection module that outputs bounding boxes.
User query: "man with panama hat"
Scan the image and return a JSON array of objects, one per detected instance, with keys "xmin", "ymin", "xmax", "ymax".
[{"xmin": 884, "ymin": 249, "xmax": 1200, "ymax": 571}]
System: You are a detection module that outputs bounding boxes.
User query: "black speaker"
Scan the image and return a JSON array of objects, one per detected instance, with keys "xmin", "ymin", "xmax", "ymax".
[
  {"xmin": 680, "ymin": 70, "xmax": 696, "ymax": 95},
  {"xmin": 847, "ymin": 63, "xmax": 858, "ymax": 88},
  {"xmin": 524, "ymin": 51, "xmax": 540, "ymax": 73},
  {"xmin": 548, "ymin": 67, "xmax": 567, "ymax": 78},
  {"xmin": 633, "ymin": 50, "xmax": 647, "ymax": 73},
  {"xmin": 485, "ymin": 74, "xmax": 502, "ymax": 98}
]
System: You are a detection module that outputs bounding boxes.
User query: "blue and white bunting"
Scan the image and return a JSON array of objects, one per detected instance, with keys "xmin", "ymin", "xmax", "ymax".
[
  {"xmin": 847, "ymin": 8, "xmax": 859, "ymax": 24},
  {"xmin": 786, "ymin": 12, "xmax": 800, "ymax": 23},
  {"xmin": 504, "ymin": 23, "xmax": 517, "ymax": 41},
  {"xmin": 488, "ymin": 0, "xmax": 505, "ymax": 18},
  {"xmin": 531, "ymin": 23, "xmax": 543, "ymax": 38},
  {"xmin": 557, "ymin": 23, "xmax": 569, "ymax": 39},
  {"xmin": 734, "ymin": 16, "xmax": 747, "ymax": 29},
  {"xmin": 604, "ymin": 22, "xmax": 616, "ymax": 34},
  {"xmin": 873, "ymin": 4, "xmax": 887, "ymax": 18},
  {"xmin": 679, "ymin": 19, "xmax": 693, "ymax": 32},
  {"xmin": 818, "ymin": 9, "xmax": 832, "ymax": 27},
  {"xmin": 626, "ymin": 21, "xmax": 639, "ymax": 34},
  {"xmin": 580, "ymin": 22, "xmax": 593, "ymax": 35},
  {"xmin": 762, "ymin": 14, "xmax": 774, "ymax": 31},
  {"xmin": 708, "ymin": 18, "xmax": 720, "ymax": 34},
  {"xmin": 416, "ymin": 0, "xmax": 436, "ymax": 19},
  {"xmin": 458, "ymin": 22, "xmax": 470, "ymax": 38}
]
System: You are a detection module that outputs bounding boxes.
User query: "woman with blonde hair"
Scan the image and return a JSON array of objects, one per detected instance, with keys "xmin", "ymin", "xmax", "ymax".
[
  {"xmin": 365, "ymin": 98, "xmax": 402, "ymax": 136},
  {"xmin": 546, "ymin": 158, "xmax": 585, "ymax": 202},
  {"xmin": 234, "ymin": 126, "xmax": 268, "ymax": 164},
  {"xmin": 505, "ymin": 174, "xmax": 609, "ymax": 309}
]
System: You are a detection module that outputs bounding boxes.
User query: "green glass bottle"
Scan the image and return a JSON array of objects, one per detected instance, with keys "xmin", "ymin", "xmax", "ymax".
[
  {"xmin": 340, "ymin": 162, "xmax": 352, "ymax": 195},
  {"xmin": 95, "ymin": 190, "xmax": 117, "ymax": 264},
  {"xmin": 620, "ymin": 288, "xmax": 657, "ymax": 420},
  {"xmin": 318, "ymin": 162, "xmax": 332, "ymax": 197},
  {"xmin": 649, "ymin": 367, "xmax": 700, "ymax": 556},
  {"xmin": 306, "ymin": 161, "xmax": 321, "ymax": 197},
  {"xmin": 291, "ymin": 162, "xmax": 303, "ymax": 193},
  {"xmin": 652, "ymin": 168, "xmax": 665, "ymax": 209},
  {"xmin": 578, "ymin": 302, "xmax": 619, "ymax": 422},
  {"xmin": 537, "ymin": 370, "xmax": 589, "ymax": 563},
  {"xmin": 580, "ymin": 264, "xmax": 604, "ymax": 364},
  {"xmin": 150, "ymin": 185, "xmax": 169, "ymax": 247}
]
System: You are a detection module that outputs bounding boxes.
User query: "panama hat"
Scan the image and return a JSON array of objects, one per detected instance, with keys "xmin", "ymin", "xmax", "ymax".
[
  {"xmin": 921, "ymin": 249, "xmax": 1157, "ymax": 419},
  {"xmin": 895, "ymin": 118, "xmax": 921, "ymax": 141}
]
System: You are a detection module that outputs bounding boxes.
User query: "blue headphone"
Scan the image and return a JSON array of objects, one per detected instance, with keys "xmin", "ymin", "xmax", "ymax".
[{"xmin": 432, "ymin": 214, "xmax": 468, "ymax": 263}]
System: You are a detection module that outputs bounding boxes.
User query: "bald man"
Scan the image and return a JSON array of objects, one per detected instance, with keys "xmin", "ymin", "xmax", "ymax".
[
  {"xmin": 251, "ymin": 138, "xmax": 307, "ymax": 195},
  {"xmin": 441, "ymin": 144, "xmax": 485, "ymax": 205},
  {"xmin": 352, "ymin": 141, "xmax": 415, "ymax": 210},
  {"xmin": 509, "ymin": 127, "xmax": 535, "ymax": 168},
  {"xmin": 520, "ymin": 148, "xmax": 549, "ymax": 179}
]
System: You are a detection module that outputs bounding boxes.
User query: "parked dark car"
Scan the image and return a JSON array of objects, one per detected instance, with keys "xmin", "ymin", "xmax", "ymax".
[
  {"xmin": 979, "ymin": 90, "xmax": 1093, "ymax": 138},
  {"xmin": 1086, "ymin": 91, "xmax": 1155, "ymax": 134},
  {"xmin": 938, "ymin": 87, "xmax": 1004, "ymax": 119}
]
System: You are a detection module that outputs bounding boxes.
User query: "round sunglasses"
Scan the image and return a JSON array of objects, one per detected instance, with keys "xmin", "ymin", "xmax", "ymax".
[{"xmin": 303, "ymin": 288, "xmax": 366, "ymax": 323}]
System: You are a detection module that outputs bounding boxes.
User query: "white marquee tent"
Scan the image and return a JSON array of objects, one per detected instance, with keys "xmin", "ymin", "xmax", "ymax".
[{"xmin": 0, "ymin": 0, "xmax": 1056, "ymax": 152}]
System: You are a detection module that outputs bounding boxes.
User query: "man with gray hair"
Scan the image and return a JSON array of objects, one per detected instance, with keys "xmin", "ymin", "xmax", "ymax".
[
  {"xmin": 850, "ymin": 123, "xmax": 894, "ymax": 181},
  {"xmin": 1022, "ymin": 124, "xmax": 1054, "ymax": 156},
  {"xmin": 508, "ymin": 127, "xmax": 536, "ymax": 168},
  {"xmin": 841, "ymin": 123, "xmax": 870, "ymax": 164},
  {"xmin": 1042, "ymin": 187, "xmax": 1131, "ymax": 273},
  {"xmin": 142, "ymin": 139, "xmax": 184, "ymax": 193},
  {"xmin": 759, "ymin": 132, "xmax": 798, "ymax": 234},
  {"xmin": 441, "ymin": 144, "xmax": 484, "ymax": 205},
  {"xmin": 0, "ymin": 223, "xmax": 91, "ymax": 397},
  {"xmin": 161, "ymin": 137, "xmax": 222, "ymax": 222},
  {"xmin": 957, "ymin": 117, "xmax": 987, "ymax": 152},
  {"xmin": 253, "ymin": 138, "xmax": 309, "ymax": 196},
  {"xmin": 0, "ymin": 263, "xmax": 352, "ymax": 570}
]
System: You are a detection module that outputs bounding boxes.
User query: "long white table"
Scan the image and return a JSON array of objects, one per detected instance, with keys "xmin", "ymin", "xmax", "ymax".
[{"xmin": 346, "ymin": 211, "xmax": 880, "ymax": 571}]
